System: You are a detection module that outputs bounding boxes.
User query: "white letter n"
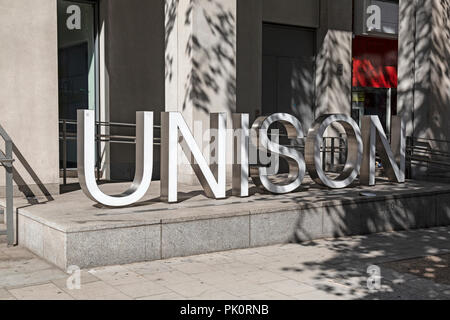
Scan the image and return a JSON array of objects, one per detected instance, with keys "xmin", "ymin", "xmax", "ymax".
[
  {"xmin": 160, "ymin": 112, "xmax": 227, "ymax": 203},
  {"xmin": 360, "ymin": 116, "xmax": 406, "ymax": 186}
]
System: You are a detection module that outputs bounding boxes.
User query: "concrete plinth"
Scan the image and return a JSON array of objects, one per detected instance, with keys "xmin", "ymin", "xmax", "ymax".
[{"xmin": 8, "ymin": 178, "xmax": 450, "ymax": 270}]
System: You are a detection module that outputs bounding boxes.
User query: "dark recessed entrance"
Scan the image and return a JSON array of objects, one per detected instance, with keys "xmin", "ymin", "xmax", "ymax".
[
  {"xmin": 57, "ymin": 0, "xmax": 98, "ymax": 170},
  {"xmin": 262, "ymin": 23, "xmax": 316, "ymax": 135}
]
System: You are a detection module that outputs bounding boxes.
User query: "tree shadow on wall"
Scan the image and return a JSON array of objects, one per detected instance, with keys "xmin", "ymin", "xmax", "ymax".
[{"xmin": 165, "ymin": 0, "xmax": 236, "ymax": 115}]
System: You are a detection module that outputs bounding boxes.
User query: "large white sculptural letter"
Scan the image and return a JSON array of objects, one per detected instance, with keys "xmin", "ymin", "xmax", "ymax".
[
  {"xmin": 306, "ymin": 114, "xmax": 364, "ymax": 189},
  {"xmin": 161, "ymin": 112, "xmax": 227, "ymax": 203},
  {"xmin": 250, "ymin": 113, "xmax": 306, "ymax": 194},
  {"xmin": 78, "ymin": 110, "xmax": 154, "ymax": 207},
  {"xmin": 232, "ymin": 114, "xmax": 250, "ymax": 197},
  {"xmin": 360, "ymin": 116, "xmax": 405, "ymax": 186}
]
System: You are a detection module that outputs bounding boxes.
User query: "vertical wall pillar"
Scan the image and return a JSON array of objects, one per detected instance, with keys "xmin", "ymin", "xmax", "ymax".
[
  {"xmin": 236, "ymin": 0, "xmax": 263, "ymax": 121},
  {"xmin": 0, "ymin": 0, "xmax": 60, "ymax": 197},
  {"xmin": 103, "ymin": 0, "xmax": 165, "ymax": 181},
  {"xmin": 413, "ymin": 0, "xmax": 433, "ymax": 140},
  {"xmin": 397, "ymin": 0, "xmax": 417, "ymax": 138},
  {"xmin": 428, "ymin": 0, "xmax": 450, "ymax": 145},
  {"xmin": 399, "ymin": 0, "xmax": 450, "ymax": 180},
  {"xmin": 165, "ymin": 0, "xmax": 237, "ymax": 185},
  {"xmin": 315, "ymin": 0, "xmax": 353, "ymax": 118}
]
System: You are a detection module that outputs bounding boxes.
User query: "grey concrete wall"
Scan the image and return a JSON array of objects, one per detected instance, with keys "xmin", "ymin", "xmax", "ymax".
[
  {"xmin": 237, "ymin": 0, "xmax": 320, "ymax": 124},
  {"xmin": 165, "ymin": 0, "xmax": 237, "ymax": 117},
  {"xmin": 398, "ymin": 0, "xmax": 450, "ymax": 180},
  {"xmin": 421, "ymin": 0, "xmax": 450, "ymax": 180},
  {"xmin": 315, "ymin": 0, "xmax": 353, "ymax": 119},
  {"xmin": 413, "ymin": 0, "xmax": 433, "ymax": 142},
  {"xmin": 428, "ymin": 0, "xmax": 450, "ymax": 145},
  {"xmin": 236, "ymin": 0, "xmax": 262, "ymax": 121},
  {"xmin": 238, "ymin": 0, "xmax": 350, "ymax": 129},
  {"xmin": 102, "ymin": 0, "xmax": 165, "ymax": 180},
  {"xmin": 102, "ymin": 0, "xmax": 350, "ymax": 185},
  {"xmin": 165, "ymin": 0, "xmax": 237, "ymax": 185},
  {"xmin": 397, "ymin": 0, "xmax": 417, "ymax": 138},
  {"xmin": 262, "ymin": 0, "xmax": 319, "ymax": 28},
  {"xmin": 0, "ymin": 0, "xmax": 60, "ymax": 198}
]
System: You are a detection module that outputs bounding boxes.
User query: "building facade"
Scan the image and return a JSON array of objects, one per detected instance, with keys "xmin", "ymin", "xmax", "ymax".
[{"xmin": 0, "ymin": 0, "xmax": 449, "ymax": 197}]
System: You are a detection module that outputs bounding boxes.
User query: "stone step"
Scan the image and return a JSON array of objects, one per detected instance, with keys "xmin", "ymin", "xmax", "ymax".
[{"xmin": 15, "ymin": 179, "xmax": 450, "ymax": 270}]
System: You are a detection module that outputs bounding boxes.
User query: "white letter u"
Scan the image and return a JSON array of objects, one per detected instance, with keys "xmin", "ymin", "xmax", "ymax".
[{"xmin": 77, "ymin": 110, "xmax": 153, "ymax": 207}]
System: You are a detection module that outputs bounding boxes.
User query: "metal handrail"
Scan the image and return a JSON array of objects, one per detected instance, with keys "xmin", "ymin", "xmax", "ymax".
[
  {"xmin": 59, "ymin": 119, "xmax": 161, "ymax": 185},
  {"xmin": 294, "ymin": 135, "xmax": 450, "ymax": 174},
  {"xmin": 59, "ymin": 118, "xmax": 450, "ymax": 182},
  {"xmin": 317, "ymin": 135, "xmax": 450, "ymax": 174},
  {"xmin": 406, "ymin": 137, "xmax": 450, "ymax": 177},
  {"xmin": 59, "ymin": 119, "xmax": 162, "ymax": 129},
  {"xmin": 0, "ymin": 125, "xmax": 15, "ymax": 246},
  {"xmin": 279, "ymin": 135, "xmax": 348, "ymax": 172},
  {"xmin": 409, "ymin": 136, "xmax": 450, "ymax": 145}
]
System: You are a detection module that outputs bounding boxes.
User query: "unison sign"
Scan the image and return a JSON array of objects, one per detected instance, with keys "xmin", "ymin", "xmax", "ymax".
[{"xmin": 78, "ymin": 110, "xmax": 405, "ymax": 207}]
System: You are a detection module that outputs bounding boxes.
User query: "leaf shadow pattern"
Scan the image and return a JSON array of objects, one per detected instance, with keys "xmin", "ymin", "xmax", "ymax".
[
  {"xmin": 400, "ymin": 0, "xmax": 450, "ymax": 181},
  {"xmin": 165, "ymin": 0, "xmax": 236, "ymax": 115},
  {"xmin": 262, "ymin": 172, "xmax": 450, "ymax": 300}
]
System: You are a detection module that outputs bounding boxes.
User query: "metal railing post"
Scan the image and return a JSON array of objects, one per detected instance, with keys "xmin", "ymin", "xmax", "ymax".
[
  {"xmin": 63, "ymin": 120, "xmax": 67, "ymax": 186},
  {"xmin": 330, "ymin": 138, "xmax": 335, "ymax": 170},
  {"xmin": 5, "ymin": 139, "xmax": 14, "ymax": 246},
  {"xmin": 339, "ymin": 134, "xmax": 344, "ymax": 165},
  {"xmin": 96, "ymin": 122, "xmax": 101, "ymax": 182},
  {"xmin": 0, "ymin": 125, "xmax": 15, "ymax": 246},
  {"xmin": 406, "ymin": 136, "xmax": 411, "ymax": 179}
]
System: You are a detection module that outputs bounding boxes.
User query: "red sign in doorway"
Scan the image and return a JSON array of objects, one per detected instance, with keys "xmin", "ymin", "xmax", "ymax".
[{"xmin": 352, "ymin": 36, "xmax": 398, "ymax": 88}]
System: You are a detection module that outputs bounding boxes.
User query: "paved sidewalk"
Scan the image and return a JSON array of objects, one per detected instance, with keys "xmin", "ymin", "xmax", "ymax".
[{"xmin": 1, "ymin": 227, "xmax": 450, "ymax": 300}]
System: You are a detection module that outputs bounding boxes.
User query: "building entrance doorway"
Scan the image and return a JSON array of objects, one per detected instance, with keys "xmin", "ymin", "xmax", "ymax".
[
  {"xmin": 262, "ymin": 23, "xmax": 316, "ymax": 134},
  {"xmin": 261, "ymin": 23, "xmax": 316, "ymax": 174},
  {"xmin": 352, "ymin": 36, "xmax": 398, "ymax": 135},
  {"xmin": 57, "ymin": 0, "xmax": 98, "ymax": 169}
]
